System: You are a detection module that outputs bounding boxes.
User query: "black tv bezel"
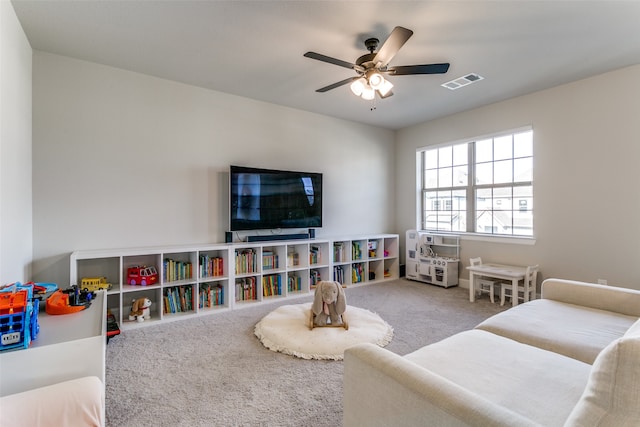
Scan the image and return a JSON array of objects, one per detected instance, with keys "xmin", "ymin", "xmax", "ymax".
[{"xmin": 229, "ymin": 165, "xmax": 323, "ymax": 232}]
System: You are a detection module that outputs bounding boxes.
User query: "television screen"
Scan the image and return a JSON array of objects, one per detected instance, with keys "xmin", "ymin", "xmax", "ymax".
[{"xmin": 229, "ymin": 165, "xmax": 323, "ymax": 231}]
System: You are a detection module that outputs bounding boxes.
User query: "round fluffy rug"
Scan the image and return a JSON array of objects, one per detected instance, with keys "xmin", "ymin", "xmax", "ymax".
[{"xmin": 254, "ymin": 302, "xmax": 393, "ymax": 360}]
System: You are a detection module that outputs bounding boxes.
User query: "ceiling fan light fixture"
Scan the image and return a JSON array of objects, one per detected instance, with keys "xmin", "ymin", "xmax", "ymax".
[
  {"xmin": 367, "ymin": 71, "xmax": 385, "ymax": 90},
  {"xmin": 350, "ymin": 78, "xmax": 366, "ymax": 96},
  {"xmin": 361, "ymin": 86, "xmax": 375, "ymax": 100},
  {"xmin": 378, "ymin": 79, "xmax": 394, "ymax": 96}
]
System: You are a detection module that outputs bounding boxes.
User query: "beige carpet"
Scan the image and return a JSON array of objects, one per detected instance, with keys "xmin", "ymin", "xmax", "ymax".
[
  {"xmin": 254, "ymin": 303, "xmax": 393, "ymax": 360},
  {"xmin": 105, "ymin": 279, "xmax": 508, "ymax": 427}
]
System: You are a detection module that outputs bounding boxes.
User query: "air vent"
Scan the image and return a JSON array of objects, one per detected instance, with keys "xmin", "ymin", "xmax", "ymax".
[{"xmin": 441, "ymin": 73, "xmax": 484, "ymax": 90}]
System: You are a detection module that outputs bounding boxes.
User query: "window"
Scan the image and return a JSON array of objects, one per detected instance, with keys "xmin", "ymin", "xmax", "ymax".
[{"xmin": 419, "ymin": 128, "xmax": 533, "ymax": 237}]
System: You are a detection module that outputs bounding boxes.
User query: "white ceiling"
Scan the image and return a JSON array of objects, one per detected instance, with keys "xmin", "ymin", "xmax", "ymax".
[{"xmin": 11, "ymin": 0, "xmax": 640, "ymax": 130}]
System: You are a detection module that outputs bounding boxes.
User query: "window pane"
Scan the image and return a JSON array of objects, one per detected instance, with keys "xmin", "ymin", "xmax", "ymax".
[
  {"xmin": 453, "ymin": 165, "xmax": 468, "ymax": 186},
  {"xmin": 452, "ymin": 189, "xmax": 466, "ymax": 211},
  {"xmin": 494, "ymin": 159, "xmax": 513, "ymax": 184},
  {"xmin": 475, "ymin": 188, "xmax": 492, "ymax": 210},
  {"xmin": 476, "ymin": 211, "xmax": 494, "ymax": 233},
  {"xmin": 424, "ymin": 150, "xmax": 438, "ymax": 169},
  {"xmin": 476, "ymin": 139, "xmax": 492, "ymax": 163},
  {"xmin": 476, "ymin": 162, "xmax": 492, "ymax": 185},
  {"xmin": 438, "ymin": 146, "xmax": 452, "ymax": 167},
  {"xmin": 424, "ymin": 169, "xmax": 438, "ymax": 188},
  {"xmin": 514, "ymin": 157, "xmax": 532, "ymax": 182},
  {"xmin": 493, "ymin": 187, "xmax": 512, "ymax": 210},
  {"xmin": 438, "ymin": 167, "xmax": 452, "ymax": 188},
  {"xmin": 494, "ymin": 135, "xmax": 512, "ymax": 161},
  {"xmin": 514, "ymin": 131, "xmax": 533, "ymax": 158},
  {"xmin": 453, "ymin": 143, "xmax": 467, "ymax": 166}
]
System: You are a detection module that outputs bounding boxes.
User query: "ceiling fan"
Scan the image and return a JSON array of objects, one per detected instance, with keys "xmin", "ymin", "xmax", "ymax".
[{"xmin": 304, "ymin": 26, "xmax": 450, "ymax": 100}]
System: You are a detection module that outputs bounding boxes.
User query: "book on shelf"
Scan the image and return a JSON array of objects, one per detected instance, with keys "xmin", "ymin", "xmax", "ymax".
[
  {"xmin": 287, "ymin": 274, "xmax": 302, "ymax": 292},
  {"xmin": 309, "ymin": 245, "xmax": 321, "ymax": 265},
  {"xmin": 163, "ymin": 285, "xmax": 194, "ymax": 314},
  {"xmin": 235, "ymin": 277, "xmax": 257, "ymax": 301},
  {"xmin": 235, "ymin": 249, "xmax": 257, "ymax": 274},
  {"xmin": 163, "ymin": 258, "xmax": 193, "ymax": 282},
  {"xmin": 333, "ymin": 265, "xmax": 344, "ymax": 284},
  {"xmin": 352, "ymin": 263, "xmax": 364, "ymax": 283},
  {"xmin": 310, "ymin": 270, "xmax": 321, "ymax": 287},
  {"xmin": 262, "ymin": 250, "xmax": 279, "ymax": 270},
  {"xmin": 199, "ymin": 254, "xmax": 224, "ymax": 278},
  {"xmin": 262, "ymin": 274, "xmax": 282, "ymax": 297},
  {"xmin": 333, "ymin": 242, "xmax": 344, "ymax": 262},
  {"xmin": 352, "ymin": 242, "xmax": 362, "ymax": 260},
  {"xmin": 199, "ymin": 283, "xmax": 224, "ymax": 308}
]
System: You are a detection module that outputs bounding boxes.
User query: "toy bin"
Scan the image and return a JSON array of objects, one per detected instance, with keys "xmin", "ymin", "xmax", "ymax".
[{"xmin": 0, "ymin": 282, "xmax": 40, "ymax": 352}]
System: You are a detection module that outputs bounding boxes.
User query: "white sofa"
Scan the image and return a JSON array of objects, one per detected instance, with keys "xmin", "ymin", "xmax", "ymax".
[
  {"xmin": 0, "ymin": 376, "xmax": 104, "ymax": 427},
  {"xmin": 344, "ymin": 279, "xmax": 640, "ymax": 426}
]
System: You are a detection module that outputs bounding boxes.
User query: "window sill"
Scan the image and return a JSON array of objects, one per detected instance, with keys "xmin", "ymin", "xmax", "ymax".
[{"xmin": 458, "ymin": 232, "xmax": 536, "ymax": 245}]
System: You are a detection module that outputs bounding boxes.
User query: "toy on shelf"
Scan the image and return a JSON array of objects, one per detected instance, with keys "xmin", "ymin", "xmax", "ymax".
[
  {"xmin": 106, "ymin": 310, "xmax": 120, "ymax": 342},
  {"xmin": 45, "ymin": 286, "xmax": 92, "ymax": 315},
  {"xmin": 126, "ymin": 266, "xmax": 158, "ymax": 286},
  {"xmin": 0, "ymin": 282, "xmax": 41, "ymax": 352},
  {"xmin": 129, "ymin": 297, "xmax": 152, "ymax": 322},
  {"xmin": 80, "ymin": 277, "xmax": 112, "ymax": 292}
]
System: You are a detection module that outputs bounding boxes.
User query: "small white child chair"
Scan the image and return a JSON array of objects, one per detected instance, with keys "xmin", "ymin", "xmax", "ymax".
[
  {"xmin": 500, "ymin": 264, "xmax": 539, "ymax": 306},
  {"xmin": 470, "ymin": 257, "xmax": 499, "ymax": 304}
]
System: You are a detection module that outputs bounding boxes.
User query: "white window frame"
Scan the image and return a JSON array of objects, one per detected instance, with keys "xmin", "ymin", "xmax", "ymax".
[{"xmin": 417, "ymin": 126, "xmax": 534, "ymax": 240}]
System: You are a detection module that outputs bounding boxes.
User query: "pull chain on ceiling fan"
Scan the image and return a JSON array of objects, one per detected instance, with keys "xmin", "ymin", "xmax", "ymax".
[{"xmin": 304, "ymin": 26, "xmax": 450, "ymax": 100}]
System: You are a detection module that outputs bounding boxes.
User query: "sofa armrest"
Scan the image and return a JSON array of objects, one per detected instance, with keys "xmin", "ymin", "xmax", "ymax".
[
  {"xmin": 344, "ymin": 343, "xmax": 540, "ymax": 427},
  {"xmin": 0, "ymin": 376, "xmax": 104, "ymax": 427},
  {"xmin": 541, "ymin": 279, "xmax": 640, "ymax": 317}
]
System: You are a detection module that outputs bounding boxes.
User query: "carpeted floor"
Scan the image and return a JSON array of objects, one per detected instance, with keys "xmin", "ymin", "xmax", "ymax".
[{"xmin": 105, "ymin": 279, "xmax": 507, "ymax": 426}]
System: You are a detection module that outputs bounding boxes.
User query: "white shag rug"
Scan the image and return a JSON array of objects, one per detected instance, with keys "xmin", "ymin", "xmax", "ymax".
[{"xmin": 254, "ymin": 302, "xmax": 393, "ymax": 360}]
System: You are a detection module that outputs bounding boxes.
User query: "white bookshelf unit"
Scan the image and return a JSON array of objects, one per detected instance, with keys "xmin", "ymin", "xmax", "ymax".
[{"xmin": 70, "ymin": 234, "xmax": 398, "ymax": 330}]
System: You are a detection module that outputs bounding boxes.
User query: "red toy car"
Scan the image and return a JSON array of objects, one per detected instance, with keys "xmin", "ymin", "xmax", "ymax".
[{"xmin": 126, "ymin": 266, "xmax": 158, "ymax": 286}]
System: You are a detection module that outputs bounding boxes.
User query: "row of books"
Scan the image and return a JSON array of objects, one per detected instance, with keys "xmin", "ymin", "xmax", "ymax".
[
  {"xmin": 352, "ymin": 263, "xmax": 364, "ymax": 283},
  {"xmin": 163, "ymin": 258, "xmax": 193, "ymax": 282},
  {"xmin": 288, "ymin": 275, "xmax": 302, "ymax": 292},
  {"xmin": 163, "ymin": 286, "xmax": 194, "ymax": 314},
  {"xmin": 333, "ymin": 242, "xmax": 345, "ymax": 262},
  {"xmin": 235, "ymin": 249, "xmax": 258, "ymax": 274},
  {"xmin": 200, "ymin": 255, "xmax": 224, "ymax": 278},
  {"xmin": 287, "ymin": 250, "xmax": 299, "ymax": 267},
  {"xmin": 262, "ymin": 274, "xmax": 282, "ymax": 297},
  {"xmin": 235, "ymin": 277, "xmax": 258, "ymax": 301},
  {"xmin": 309, "ymin": 245, "xmax": 322, "ymax": 265},
  {"xmin": 262, "ymin": 250, "xmax": 279, "ymax": 270},
  {"xmin": 310, "ymin": 269, "xmax": 322, "ymax": 286},
  {"xmin": 199, "ymin": 283, "xmax": 224, "ymax": 308},
  {"xmin": 352, "ymin": 242, "xmax": 363, "ymax": 261},
  {"xmin": 333, "ymin": 265, "xmax": 344, "ymax": 284}
]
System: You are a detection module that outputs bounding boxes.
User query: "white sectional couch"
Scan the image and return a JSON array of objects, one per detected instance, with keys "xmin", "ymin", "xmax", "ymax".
[
  {"xmin": 0, "ymin": 376, "xmax": 104, "ymax": 427},
  {"xmin": 344, "ymin": 279, "xmax": 640, "ymax": 426}
]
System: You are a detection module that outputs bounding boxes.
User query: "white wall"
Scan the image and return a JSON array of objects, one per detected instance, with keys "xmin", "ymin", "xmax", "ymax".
[
  {"xmin": 396, "ymin": 65, "xmax": 640, "ymax": 290},
  {"xmin": 0, "ymin": 1, "xmax": 32, "ymax": 285},
  {"xmin": 32, "ymin": 52, "xmax": 395, "ymax": 284}
]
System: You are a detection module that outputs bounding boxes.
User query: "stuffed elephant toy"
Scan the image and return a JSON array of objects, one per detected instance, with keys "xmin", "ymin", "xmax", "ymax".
[{"xmin": 311, "ymin": 281, "xmax": 346, "ymax": 326}]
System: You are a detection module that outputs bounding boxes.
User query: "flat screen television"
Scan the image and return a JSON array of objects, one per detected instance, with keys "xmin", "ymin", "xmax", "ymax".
[{"xmin": 229, "ymin": 165, "xmax": 323, "ymax": 231}]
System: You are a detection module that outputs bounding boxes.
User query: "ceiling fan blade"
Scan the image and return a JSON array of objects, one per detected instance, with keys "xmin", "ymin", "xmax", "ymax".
[
  {"xmin": 316, "ymin": 76, "xmax": 359, "ymax": 93},
  {"xmin": 373, "ymin": 26, "xmax": 413, "ymax": 68},
  {"xmin": 387, "ymin": 63, "xmax": 450, "ymax": 75},
  {"xmin": 304, "ymin": 51, "xmax": 357, "ymax": 70}
]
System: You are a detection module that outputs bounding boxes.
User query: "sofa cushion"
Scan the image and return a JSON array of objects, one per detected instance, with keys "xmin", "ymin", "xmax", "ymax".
[
  {"xmin": 564, "ymin": 334, "xmax": 640, "ymax": 426},
  {"xmin": 404, "ymin": 329, "xmax": 591, "ymax": 426},
  {"xmin": 475, "ymin": 299, "xmax": 637, "ymax": 364},
  {"xmin": 0, "ymin": 376, "xmax": 103, "ymax": 427}
]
